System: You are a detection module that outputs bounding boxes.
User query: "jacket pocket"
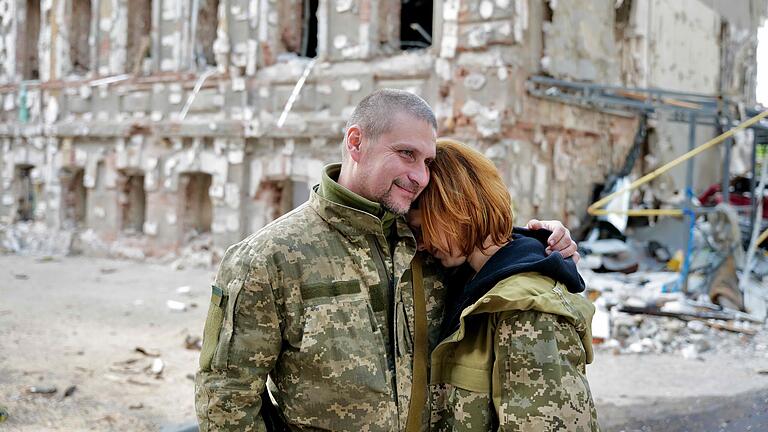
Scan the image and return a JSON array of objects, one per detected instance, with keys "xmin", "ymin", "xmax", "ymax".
[
  {"xmin": 199, "ymin": 285, "xmax": 227, "ymax": 371},
  {"xmin": 298, "ymin": 286, "xmax": 388, "ymax": 392}
]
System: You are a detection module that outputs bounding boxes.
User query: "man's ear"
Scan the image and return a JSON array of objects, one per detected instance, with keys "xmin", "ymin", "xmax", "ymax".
[{"xmin": 345, "ymin": 125, "xmax": 364, "ymax": 162}]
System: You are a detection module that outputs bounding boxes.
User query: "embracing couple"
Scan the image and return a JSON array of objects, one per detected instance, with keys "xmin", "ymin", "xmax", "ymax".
[{"xmin": 195, "ymin": 89, "xmax": 599, "ymax": 431}]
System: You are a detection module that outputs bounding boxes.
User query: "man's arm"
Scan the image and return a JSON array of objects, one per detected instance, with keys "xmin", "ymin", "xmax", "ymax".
[
  {"xmin": 195, "ymin": 245, "xmax": 282, "ymax": 432},
  {"xmin": 492, "ymin": 310, "xmax": 599, "ymax": 431}
]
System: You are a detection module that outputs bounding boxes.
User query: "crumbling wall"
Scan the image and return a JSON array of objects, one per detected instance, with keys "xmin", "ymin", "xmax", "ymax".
[
  {"xmin": 613, "ymin": 0, "xmax": 723, "ymax": 194},
  {"xmin": 0, "ymin": 0, "xmax": 763, "ymax": 257},
  {"xmin": 429, "ymin": 0, "xmax": 636, "ymax": 226},
  {"xmin": 245, "ymin": 138, "xmax": 324, "ymax": 234},
  {"xmin": 542, "ymin": 0, "xmax": 619, "ymax": 84},
  {"xmin": 0, "ymin": 0, "xmax": 17, "ymax": 84}
]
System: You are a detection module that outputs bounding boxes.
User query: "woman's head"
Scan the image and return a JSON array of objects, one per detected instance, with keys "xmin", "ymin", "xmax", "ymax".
[{"xmin": 417, "ymin": 138, "xmax": 514, "ymax": 267}]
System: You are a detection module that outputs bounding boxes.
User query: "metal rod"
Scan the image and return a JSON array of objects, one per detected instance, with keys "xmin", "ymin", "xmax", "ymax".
[
  {"xmin": 721, "ymin": 115, "xmax": 733, "ymax": 204},
  {"xmin": 179, "ymin": 68, "xmax": 217, "ymax": 120},
  {"xmin": 529, "ymin": 75, "xmax": 728, "ymax": 101},
  {"xmin": 589, "ymin": 108, "xmax": 768, "ymax": 215},
  {"xmin": 686, "ymin": 113, "xmax": 696, "ymax": 206},
  {"xmin": 277, "ymin": 59, "xmax": 316, "ymax": 128},
  {"xmin": 750, "ymin": 129, "xmax": 759, "ymax": 242}
]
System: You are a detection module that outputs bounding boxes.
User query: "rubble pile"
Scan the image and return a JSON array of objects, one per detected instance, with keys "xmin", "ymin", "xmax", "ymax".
[
  {"xmin": 168, "ymin": 233, "xmax": 223, "ymax": 270},
  {"xmin": 581, "ymin": 205, "xmax": 768, "ymax": 358},
  {"xmin": 0, "ymin": 222, "xmax": 73, "ymax": 256},
  {"xmin": 0, "ymin": 222, "xmax": 221, "ymax": 269},
  {"xmin": 596, "ymin": 308, "xmax": 767, "ymax": 358}
]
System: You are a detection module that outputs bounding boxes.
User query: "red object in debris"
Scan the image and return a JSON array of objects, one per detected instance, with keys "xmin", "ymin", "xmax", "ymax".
[{"xmin": 698, "ymin": 183, "xmax": 768, "ymax": 218}]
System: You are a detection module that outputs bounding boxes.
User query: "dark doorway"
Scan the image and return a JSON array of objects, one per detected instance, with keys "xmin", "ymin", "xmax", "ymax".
[
  {"xmin": 119, "ymin": 171, "xmax": 146, "ymax": 234},
  {"xmin": 127, "ymin": 0, "xmax": 152, "ymax": 73},
  {"xmin": 61, "ymin": 168, "xmax": 87, "ymax": 229},
  {"xmin": 13, "ymin": 164, "xmax": 35, "ymax": 221},
  {"xmin": 180, "ymin": 172, "xmax": 213, "ymax": 235},
  {"xmin": 70, "ymin": 0, "xmax": 92, "ymax": 74},
  {"xmin": 24, "ymin": 0, "xmax": 41, "ymax": 79},
  {"xmin": 195, "ymin": 0, "xmax": 219, "ymax": 67}
]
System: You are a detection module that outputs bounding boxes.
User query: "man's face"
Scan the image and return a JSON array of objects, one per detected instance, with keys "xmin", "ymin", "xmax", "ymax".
[{"xmin": 356, "ymin": 112, "xmax": 436, "ymax": 215}]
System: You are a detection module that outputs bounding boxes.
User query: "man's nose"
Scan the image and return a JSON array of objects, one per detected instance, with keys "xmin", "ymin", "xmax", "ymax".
[{"xmin": 408, "ymin": 163, "xmax": 429, "ymax": 188}]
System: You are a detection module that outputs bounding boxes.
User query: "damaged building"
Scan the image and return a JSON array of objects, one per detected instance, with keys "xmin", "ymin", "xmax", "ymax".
[{"xmin": 0, "ymin": 0, "xmax": 765, "ymax": 258}]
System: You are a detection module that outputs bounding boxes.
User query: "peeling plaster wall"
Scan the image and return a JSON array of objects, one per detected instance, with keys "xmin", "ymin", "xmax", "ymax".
[
  {"xmin": 614, "ymin": 0, "xmax": 726, "ymax": 193},
  {"xmin": 0, "ymin": 0, "xmax": 763, "ymax": 256},
  {"xmin": 0, "ymin": 0, "xmax": 16, "ymax": 84},
  {"xmin": 542, "ymin": 0, "xmax": 619, "ymax": 84}
]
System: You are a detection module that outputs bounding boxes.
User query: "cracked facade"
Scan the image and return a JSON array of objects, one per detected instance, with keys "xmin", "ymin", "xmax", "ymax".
[{"xmin": 0, "ymin": 0, "xmax": 765, "ymax": 257}]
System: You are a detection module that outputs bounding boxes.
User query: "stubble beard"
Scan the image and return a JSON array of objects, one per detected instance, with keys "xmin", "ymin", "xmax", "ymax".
[{"xmin": 379, "ymin": 180, "xmax": 418, "ymax": 216}]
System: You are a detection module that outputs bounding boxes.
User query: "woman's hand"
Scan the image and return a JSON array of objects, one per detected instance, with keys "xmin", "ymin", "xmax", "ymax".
[{"xmin": 525, "ymin": 219, "xmax": 579, "ymax": 263}]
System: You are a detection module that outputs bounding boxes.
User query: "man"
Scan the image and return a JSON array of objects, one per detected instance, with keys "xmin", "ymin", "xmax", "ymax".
[{"xmin": 195, "ymin": 89, "xmax": 578, "ymax": 431}]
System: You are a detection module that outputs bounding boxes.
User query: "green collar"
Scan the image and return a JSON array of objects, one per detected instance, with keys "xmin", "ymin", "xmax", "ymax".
[{"xmin": 318, "ymin": 163, "xmax": 398, "ymax": 233}]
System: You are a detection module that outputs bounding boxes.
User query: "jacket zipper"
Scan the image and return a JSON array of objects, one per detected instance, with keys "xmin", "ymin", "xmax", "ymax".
[{"xmin": 367, "ymin": 234, "xmax": 399, "ymax": 421}]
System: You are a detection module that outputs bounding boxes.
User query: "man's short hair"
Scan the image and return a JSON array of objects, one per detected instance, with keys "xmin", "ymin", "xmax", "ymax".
[
  {"xmin": 345, "ymin": 88, "xmax": 437, "ymax": 145},
  {"xmin": 419, "ymin": 138, "xmax": 514, "ymax": 257}
]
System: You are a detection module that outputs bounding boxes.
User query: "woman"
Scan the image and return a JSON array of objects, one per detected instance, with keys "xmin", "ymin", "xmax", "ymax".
[{"xmin": 419, "ymin": 138, "xmax": 599, "ymax": 431}]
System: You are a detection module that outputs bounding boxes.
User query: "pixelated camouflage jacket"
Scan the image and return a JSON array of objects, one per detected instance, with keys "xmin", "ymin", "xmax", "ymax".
[
  {"xmin": 195, "ymin": 165, "xmax": 447, "ymax": 431},
  {"xmin": 429, "ymin": 272, "xmax": 599, "ymax": 432}
]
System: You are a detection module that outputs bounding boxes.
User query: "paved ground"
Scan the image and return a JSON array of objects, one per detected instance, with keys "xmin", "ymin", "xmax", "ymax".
[{"xmin": 1, "ymin": 254, "xmax": 767, "ymax": 431}]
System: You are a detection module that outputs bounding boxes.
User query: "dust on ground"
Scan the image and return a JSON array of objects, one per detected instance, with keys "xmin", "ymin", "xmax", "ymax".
[{"xmin": 1, "ymin": 255, "xmax": 767, "ymax": 431}]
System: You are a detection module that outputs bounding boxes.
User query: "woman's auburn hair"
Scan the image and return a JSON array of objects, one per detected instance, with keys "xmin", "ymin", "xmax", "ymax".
[{"xmin": 419, "ymin": 138, "xmax": 514, "ymax": 257}]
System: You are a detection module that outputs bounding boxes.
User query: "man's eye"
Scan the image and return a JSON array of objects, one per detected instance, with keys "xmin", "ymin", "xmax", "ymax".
[{"xmin": 400, "ymin": 150, "xmax": 414, "ymax": 158}]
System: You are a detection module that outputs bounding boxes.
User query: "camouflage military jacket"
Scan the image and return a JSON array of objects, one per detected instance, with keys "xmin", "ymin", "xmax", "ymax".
[
  {"xmin": 195, "ymin": 185, "xmax": 446, "ymax": 431},
  {"xmin": 429, "ymin": 273, "xmax": 599, "ymax": 431}
]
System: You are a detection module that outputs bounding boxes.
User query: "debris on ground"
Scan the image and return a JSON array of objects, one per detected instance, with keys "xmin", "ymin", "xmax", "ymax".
[
  {"xmin": 134, "ymin": 347, "xmax": 161, "ymax": 357},
  {"xmin": 580, "ymin": 202, "xmax": 768, "ymax": 358},
  {"xmin": 168, "ymin": 233, "xmax": 222, "ymax": 270},
  {"xmin": 0, "ymin": 222, "xmax": 73, "ymax": 256},
  {"xmin": 28, "ymin": 385, "xmax": 57, "ymax": 395},
  {"xmin": 63, "ymin": 385, "xmax": 77, "ymax": 398},
  {"xmin": 108, "ymin": 349, "xmax": 167, "ymax": 383},
  {"xmin": 184, "ymin": 335, "xmax": 202, "ymax": 351},
  {"xmin": 150, "ymin": 358, "xmax": 165, "ymax": 377},
  {"xmin": 0, "ymin": 404, "xmax": 7, "ymax": 422},
  {"xmin": 166, "ymin": 300, "xmax": 187, "ymax": 312}
]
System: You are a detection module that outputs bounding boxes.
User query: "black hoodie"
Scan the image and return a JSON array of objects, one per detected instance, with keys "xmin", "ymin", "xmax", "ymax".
[{"xmin": 439, "ymin": 228, "xmax": 585, "ymax": 340}]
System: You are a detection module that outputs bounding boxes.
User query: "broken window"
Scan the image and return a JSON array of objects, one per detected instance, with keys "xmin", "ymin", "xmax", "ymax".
[
  {"xmin": 180, "ymin": 172, "xmax": 213, "ymax": 236},
  {"xmin": 13, "ymin": 164, "xmax": 35, "ymax": 222},
  {"xmin": 60, "ymin": 168, "xmax": 87, "ymax": 229},
  {"xmin": 301, "ymin": 0, "xmax": 319, "ymax": 58},
  {"xmin": 69, "ymin": 0, "xmax": 92, "ymax": 74},
  {"xmin": 400, "ymin": 0, "xmax": 432, "ymax": 50},
  {"xmin": 280, "ymin": 0, "xmax": 318, "ymax": 58},
  {"xmin": 118, "ymin": 171, "xmax": 146, "ymax": 234},
  {"xmin": 194, "ymin": 0, "xmax": 219, "ymax": 67},
  {"xmin": 23, "ymin": 0, "xmax": 41, "ymax": 79},
  {"xmin": 126, "ymin": 0, "xmax": 152, "ymax": 74}
]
